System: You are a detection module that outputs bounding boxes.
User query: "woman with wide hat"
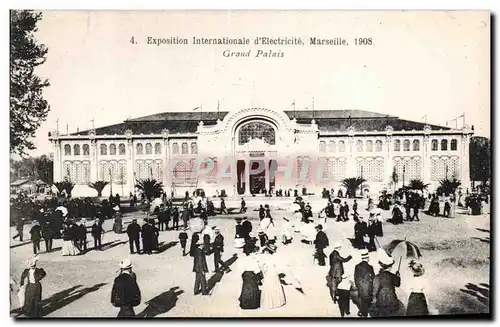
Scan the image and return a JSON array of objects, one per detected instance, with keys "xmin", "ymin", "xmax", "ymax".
[
  {"xmin": 371, "ymin": 250, "xmax": 403, "ymax": 317},
  {"xmin": 406, "ymin": 260, "xmax": 429, "ymax": 316},
  {"xmin": 19, "ymin": 257, "xmax": 46, "ymax": 317}
]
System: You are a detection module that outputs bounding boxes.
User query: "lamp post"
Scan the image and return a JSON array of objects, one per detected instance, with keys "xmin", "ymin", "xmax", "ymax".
[
  {"xmin": 109, "ymin": 168, "xmax": 113, "ymax": 197},
  {"xmin": 360, "ymin": 165, "xmax": 364, "ymax": 198},
  {"xmin": 445, "ymin": 164, "xmax": 449, "ymax": 180},
  {"xmin": 402, "ymin": 164, "xmax": 406, "ymax": 192}
]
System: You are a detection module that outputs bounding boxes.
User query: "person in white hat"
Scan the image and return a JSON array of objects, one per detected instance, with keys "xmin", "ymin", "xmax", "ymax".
[
  {"xmin": 328, "ymin": 242, "xmax": 352, "ymax": 303},
  {"xmin": 354, "ymin": 249, "xmax": 375, "ymax": 317},
  {"xmin": 213, "ymin": 226, "xmax": 231, "ymax": 273},
  {"xmin": 111, "ymin": 259, "xmax": 141, "ymax": 317},
  {"xmin": 192, "ymin": 239, "xmax": 209, "ymax": 295},
  {"xmin": 337, "ymin": 273, "xmax": 354, "ymax": 317},
  {"xmin": 406, "ymin": 260, "xmax": 429, "ymax": 316},
  {"xmin": 19, "ymin": 256, "xmax": 46, "ymax": 317},
  {"xmin": 371, "ymin": 251, "xmax": 402, "ymax": 317}
]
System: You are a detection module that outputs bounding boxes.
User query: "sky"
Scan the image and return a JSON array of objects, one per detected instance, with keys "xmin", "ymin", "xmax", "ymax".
[{"xmin": 26, "ymin": 10, "xmax": 490, "ymax": 157}]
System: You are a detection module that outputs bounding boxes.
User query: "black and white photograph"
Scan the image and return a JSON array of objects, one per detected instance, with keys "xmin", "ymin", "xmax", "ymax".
[{"xmin": 9, "ymin": 10, "xmax": 491, "ymax": 318}]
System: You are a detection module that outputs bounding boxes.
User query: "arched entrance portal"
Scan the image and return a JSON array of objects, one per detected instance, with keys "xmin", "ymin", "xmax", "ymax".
[{"xmin": 234, "ymin": 119, "xmax": 279, "ymax": 195}]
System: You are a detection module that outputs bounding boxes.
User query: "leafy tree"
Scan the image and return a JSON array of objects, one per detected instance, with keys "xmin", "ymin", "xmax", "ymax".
[
  {"xmin": 89, "ymin": 180, "xmax": 109, "ymax": 197},
  {"xmin": 34, "ymin": 155, "xmax": 53, "ymax": 185},
  {"xmin": 470, "ymin": 136, "xmax": 491, "ymax": 185},
  {"xmin": 53, "ymin": 180, "xmax": 75, "ymax": 197},
  {"xmin": 437, "ymin": 178, "xmax": 461, "ymax": 196},
  {"xmin": 408, "ymin": 179, "xmax": 429, "ymax": 191},
  {"xmin": 135, "ymin": 178, "xmax": 164, "ymax": 201},
  {"xmin": 341, "ymin": 177, "xmax": 366, "ymax": 198},
  {"xmin": 10, "ymin": 10, "xmax": 50, "ymax": 155}
]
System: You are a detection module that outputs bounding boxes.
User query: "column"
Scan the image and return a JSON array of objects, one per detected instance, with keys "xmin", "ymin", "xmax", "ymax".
[
  {"xmin": 461, "ymin": 134, "xmax": 471, "ymax": 191},
  {"xmin": 346, "ymin": 137, "xmax": 356, "ymax": 177},
  {"xmin": 91, "ymin": 140, "xmax": 98, "ymax": 181},
  {"xmin": 163, "ymin": 139, "xmax": 171, "ymax": 194},
  {"xmin": 244, "ymin": 159, "xmax": 251, "ymax": 195},
  {"xmin": 384, "ymin": 136, "xmax": 393, "ymax": 187},
  {"xmin": 52, "ymin": 140, "xmax": 62, "ymax": 182},
  {"xmin": 127, "ymin": 139, "xmax": 135, "ymax": 194},
  {"xmin": 422, "ymin": 136, "xmax": 431, "ymax": 184}
]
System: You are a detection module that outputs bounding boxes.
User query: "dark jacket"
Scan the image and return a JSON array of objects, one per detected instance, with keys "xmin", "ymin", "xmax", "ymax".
[
  {"xmin": 372, "ymin": 270, "xmax": 401, "ymax": 309},
  {"xmin": 241, "ymin": 220, "xmax": 252, "ymax": 238},
  {"xmin": 91, "ymin": 224, "xmax": 103, "ymax": 238},
  {"xmin": 41, "ymin": 223, "xmax": 54, "ymax": 239},
  {"xmin": 193, "ymin": 247, "xmax": 208, "ymax": 273},
  {"xmin": 20, "ymin": 268, "xmax": 46, "ymax": 286},
  {"xmin": 181, "ymin": 210, "xmax": 190, "ymax": 222},
  {"xmin": 111, "ymin": 272, "xmax": 141, "ymax": 308},
  {"xmin": 314, "ymin": 231, "xmax": 329, "ymax": 249},
  {"xmin": 30, "ymin": 225, "xmax": 42, "ymax": 241},
  {"xmin": 178, "ymin": 232, "xmax": 188, "ymax": 243},
  {"xmin": 76, "ymin": 224, "xmax": 87, "ymax": 240},
  {"xmin": 354, "ymin": 261, "xmax": 375, "ymax": 299},
  {"xmin": 189, "ymin": 233, "xmax": 200, "ymax": 256},
  {"xmin": 213, "ymin": 234, "xmax": 224, "ymax": 252},
  {"xmin": 329, "ymin": 250, "xmax": 352, "ymax": 278},
  {"xmin": 126, "ymin": 222, "xmax": 141, "ymax": 239}
]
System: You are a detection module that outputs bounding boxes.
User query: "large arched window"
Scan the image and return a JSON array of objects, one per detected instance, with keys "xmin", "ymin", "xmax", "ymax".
[
  {"xmin": 145, "ymin": 143, "xmax": 153, "ymax": 155},
  {"xmin": 64, "ymin": 144, "xmax": 71, "ymax": 156},
  {"xmin": 191, "ymin": 142, "xmax": 198, "ymax": 154},
  {"xmin": 338, "ymin": 141, "xmax": 345, "ymax": 152},
  {"xmin": 238, "ymin": 121, "xmax": 276, "ymax": 145},
  {"xmin": 375, "ymin": 140, "xmax": 383, "ymax": 152},
  {"xmin": 413, "ymin": 140, "xmax": 420, "ymax": 151},
  {"xmin": 403, "ymin": 139, "xmax": 410, "ymax": 152},
  {"xmin": 119, "ymin": 143, "xmax": 126, "ymax": 155},
  {"xmin": 450, "ymin": 139, "xmax": 458, "ymax": 151},
  {"xmin": 73, "ymin": 144, "xmax": 80, "ymax": 156},
  {"xmin": 100, "ymin": 144, "xmax": 107, "ymax": 155},
  {"xmin": 181, "ymin": 142, "xmax": 189, "ymax": 154},
  {"xmin": 155, "ymin": 142, "xmax": 162, "ymax": 155},
  {"xmin": 356, "ymin": 140, "xmax": 363, "ymax": 152},
  {"xmin": 441, "ymin": 139, "xmax": 448, "ymax": 151},
  {"xmin": 394, "ymin": 140, "xmax": 401, "ymax": 151},
  {"xmin": 109, "ymin": 144, "xmax": 117, "ymax": 155},
  {"xmin": 82, "ymin": 144, "xmax": 90, "ymax": 155},
  {"xmin": 172, "ymin": 142, "xmax": 179, "ymax": 154},
  {"xmin": 328, "ymin": 141, "xmax": 336, "ymax": 152},
  {"xmin": 136, "ymin": 143, "xmax": 143, "ymax": 155},
  {"xmin": 366, "ymin": 140, "xmax": 373, "ymax": 152},
  {"xmin": 319, "ymin": 141, "xmax": 326, "ymax": 152},
  {"xmin": 431, "ymin": 139, "xmax": 438, "ymax": 151}
]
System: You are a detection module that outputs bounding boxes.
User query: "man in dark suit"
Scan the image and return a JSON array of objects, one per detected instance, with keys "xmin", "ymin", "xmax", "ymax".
[
  {"xmin": 91, "ymin": 219, "xmax": 103, "ymax": 251},
  {"xmin": 181, "ymin": 205, "xmax": 190, "ymax": 229},
  {"xmin": 328, "ymin": 243, "xmax": 353, "ymax": 302},
  {"xmin": 354, "ymin": 249, "xmax": 375, "ymax": 317},
  {"xmin": 111, "ymin": 259, "xmax": 141, "ymax": 317},
  {"xmin": 141, "ymin": 219, "xmax": 154, "ymax": 255},
  {"xmin": 314, "ymin": 224, "xmax": 329, "ymax": 266},
  {"xmin": 240, "ymin": 198, "xmax": 247, "ymax": 213},
  {"xmin": 193, "ymin": 240, "xmax": 209, "ymax": 295},
  {"xmin": 241, "ymin": 216, "xmax": 252, "ymax": 242},
  {"xmin": 76, "ymin": 220, "xmax": 87, "ymax": 252},
  {"xmin": 212, "ymin": 227, "xmax": 231, "ymax": 273},
  {"xmin": 126, "ymin": 219, "xmax": 141, "ymax": 254}
]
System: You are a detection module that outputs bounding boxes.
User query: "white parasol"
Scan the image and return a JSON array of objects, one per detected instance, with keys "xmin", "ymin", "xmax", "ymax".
[{"xmin": 55, "ymin": 206, "xmax": 68, "ymax": 217}]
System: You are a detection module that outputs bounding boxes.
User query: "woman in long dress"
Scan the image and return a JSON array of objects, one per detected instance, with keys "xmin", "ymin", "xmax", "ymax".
[
  {"xmin": 406, "ymin": 260, "xmax": 429, "ymax": 316},
  {"xmin": 62, "ymin": 225, "xmax": 80, "ymax": 256},
  {"xmin": 259, "ymin": 251, "xmax": 286, "ymax": 309},
  {"xmin": 20, "ymin": 257, "xmax": 46, "ymax": 317},
  {"xmin": 239, "ymin": 246, "xmax": 262, "ymax": 309}
]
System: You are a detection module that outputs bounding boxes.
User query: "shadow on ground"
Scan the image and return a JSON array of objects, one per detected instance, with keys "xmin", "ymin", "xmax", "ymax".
[
  {"xmin": 472, "ymin": 228, "xmax": 490, "ymax": 244},
  {"xmin": 137, "ymin": 286, "xmax": 184, "ymax": 317},
  {"xmin": 460, "ymin": 283, "xmax": 490, "ymax": 306},
  {"xmin": 11, "ymin": 283, "xmax": 107, "ymax": 317},
  {"xmin": 206, "ymin": 254, "xmax": 239, "ymax": 294},
  {"xmin": 436, "ymin": 283, "xmax": 490, "ymax": 315},
  {"xmin": 156, "ymin": 241, "xmax": 178, "ymax": 254}
]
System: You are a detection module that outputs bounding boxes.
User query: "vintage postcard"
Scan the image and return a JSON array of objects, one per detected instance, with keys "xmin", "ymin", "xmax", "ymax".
[{"xmin": 9, "ymin": 10, "xmax": 490, "ymax": 318}]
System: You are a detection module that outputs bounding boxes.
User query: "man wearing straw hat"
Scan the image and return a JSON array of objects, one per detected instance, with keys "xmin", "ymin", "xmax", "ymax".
[
  {"xmin": 328, "ymin": 242, "xmax": 352, "ymax": 302},
  {"xmin": 371, "ymin": 250, "xmax": 403, "ymax": 317},
  {"xmin": 111, "ymin": 259, "xmax": 141, "ymax": 317},
  {"xmin": 193, "ymin": 239, "xmax": 209, "ymax": 295},
  {"xmin": 354, "ymin": 249, "xmax": 375, "ymax": 317}
]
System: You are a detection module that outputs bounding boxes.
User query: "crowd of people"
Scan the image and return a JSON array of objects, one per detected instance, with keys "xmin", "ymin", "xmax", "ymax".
[{"xmin": 11, "ymin": 183, "xmax": 491, "ymax": 318}]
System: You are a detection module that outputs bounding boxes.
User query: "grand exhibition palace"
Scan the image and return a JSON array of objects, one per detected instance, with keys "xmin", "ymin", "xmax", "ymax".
[{"xmin": 48, "ymin": 107, "xmax": 473, "ymax": 198}]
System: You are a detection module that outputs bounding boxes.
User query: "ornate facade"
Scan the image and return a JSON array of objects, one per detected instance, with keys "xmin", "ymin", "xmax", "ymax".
[{"xmin": 49, "ymin": 107, "xmax": 473, "ymax": 197}]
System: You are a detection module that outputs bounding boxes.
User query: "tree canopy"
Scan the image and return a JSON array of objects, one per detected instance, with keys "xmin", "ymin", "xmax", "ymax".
[
  {"xmin": 10, "ymin": 10, "xmax": 50, "ymax": 155},
  {"xmin": 470, "ymin": 136, "xmax": 490, "ymax": 183}
]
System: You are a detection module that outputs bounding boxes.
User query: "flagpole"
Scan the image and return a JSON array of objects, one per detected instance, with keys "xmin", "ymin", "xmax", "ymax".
[
  {"xmin": 293, "ymin": 99, "xmax": 296, "ymax": 119},
  {"xmin": 200, "ymin": 104, "xmax": 203, "ymax": 122},
  {"xmin": 312, "ymin": 97, "xmax": 315, "ymax": 120},
  {"xmin": 463, "ymin": 112, "xmax": 465, "ymax": 128},
  {"xmin": 56, "ymin": 118, "xmax": 59, "ymax": 134},
  {"xmin": 217, "ymin": 100, "xmax": 220, "ymax": 120}
]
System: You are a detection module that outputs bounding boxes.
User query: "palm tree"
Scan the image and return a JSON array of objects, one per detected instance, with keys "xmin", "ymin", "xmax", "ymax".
[
  {"xmin": 88, "ymin": 180, "xmax": 109, "ymax": 197},
  {"xmin": 135, "ymin": 178, "xmax": 164, "ymax": 201},
  {"xmin": 53, "ymin": 181, "xmax": 75, "ymax": 197},
  {"xmin": 437, "ymin": 178, "xmax": 461, "ymax": 196},
  {"xmin": 341, "ymin": 177, "xmax": 366, "ymax": 198},
  {"xmin": 408, "ymin": 179, "xmax": 429, "ymax": 191}
]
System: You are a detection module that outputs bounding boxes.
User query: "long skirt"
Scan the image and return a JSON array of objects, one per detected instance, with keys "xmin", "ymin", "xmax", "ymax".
[
  {"xmin": 406, "ymin": 292, "xmax": 429, "ymax": 316},
  {"xmin": 261, "ymin": 271, "xmax": 286, "ymax": 309},
  {"xmin": 62, "ymin": 240, "xmax": 80, "ymax": 256},
  {"xmin": 23, "ymin": 282, "xmax": 42, "ymax": 317},
  {"xmin": 113, "ymin": 223, "xmax": 123, "ymax": 234},
  {"xmin": 239, "ymin": 271, "xmax": 261, "ymax": 309}
]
